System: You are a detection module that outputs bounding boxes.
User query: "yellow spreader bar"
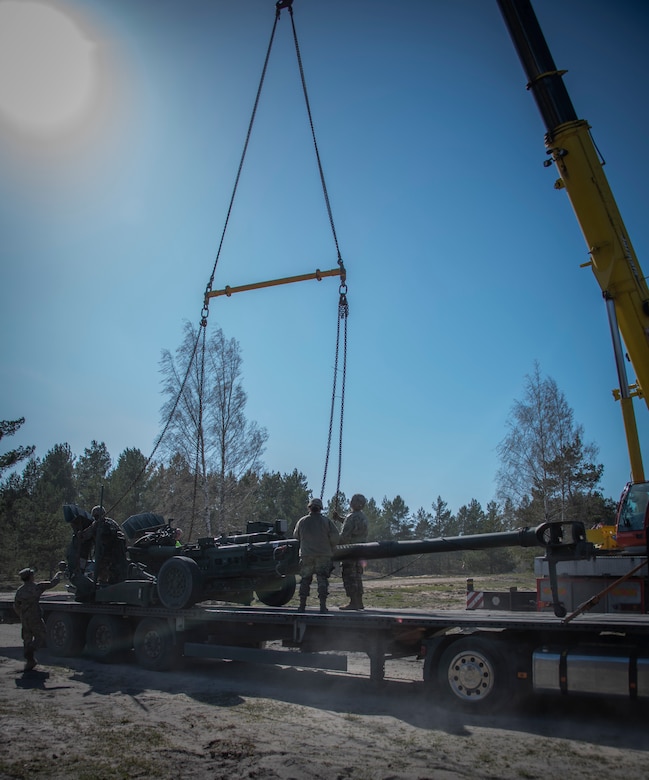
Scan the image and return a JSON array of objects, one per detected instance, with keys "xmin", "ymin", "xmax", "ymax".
[{"xmin": 205, "ymin": 267, "xmax": 344, "ymax": 300}]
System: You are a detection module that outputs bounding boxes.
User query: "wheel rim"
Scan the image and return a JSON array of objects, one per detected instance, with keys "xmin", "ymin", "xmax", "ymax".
[
  {"xmin": 142, "ymin": 627, "xmax": 162, "ymax": 660},
  {"xmin": 50, "ymin": 619, "xmax": 69, "ymax": 651},
  {"xmin": 157, "ymin": 557, "xmax": 200, "ymax": 609},
  {"xmin": 446, "ymin": 648, "xmax": 495, "ymax": 701},
  {"xmin": 95, "ymin": 623, "xmax": 112, "ymax": 652}
]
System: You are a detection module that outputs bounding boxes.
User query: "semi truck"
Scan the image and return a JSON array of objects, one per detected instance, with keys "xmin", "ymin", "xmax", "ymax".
[{"xmin": 1, "ymin": 516, "xmax": 649, "ymax": 712}]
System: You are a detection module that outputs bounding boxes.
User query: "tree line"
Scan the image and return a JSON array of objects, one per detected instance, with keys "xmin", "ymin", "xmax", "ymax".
[{"xmin": 1, "ymin": 324, "xmax": 617, "ymax": 583}]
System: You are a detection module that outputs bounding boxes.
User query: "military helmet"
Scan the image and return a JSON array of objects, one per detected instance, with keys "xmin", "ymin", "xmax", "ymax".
[
  {"xmin": 91, "ymin": 505, "xmax": 106, "ymax": 520},
  {"xmin": 308, "ymin": 497, "xmax": 323, "ymax": 511},
  {"xmin": 350, "ymin": 493, "xmax": 367, "ymax": 510},
  {"xmin": 19, "ymin": 567, "xmax": 34, "ymax": 581}
]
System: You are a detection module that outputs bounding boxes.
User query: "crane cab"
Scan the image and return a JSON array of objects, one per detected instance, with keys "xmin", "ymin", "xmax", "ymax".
[{"xmin": 615, "ymin": 481, "xmax": 649, "ymax": 553}]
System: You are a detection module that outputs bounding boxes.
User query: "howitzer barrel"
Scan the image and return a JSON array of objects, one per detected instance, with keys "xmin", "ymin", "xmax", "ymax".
[{"xmin": 332, "ymin": 522, "xmax": 590, "ymax": 561}]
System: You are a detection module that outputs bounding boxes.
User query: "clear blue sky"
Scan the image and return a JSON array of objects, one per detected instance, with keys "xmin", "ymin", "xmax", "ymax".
[{"xmin": 1, "ymin": 0, "xmax": 647, "ymax": 518}]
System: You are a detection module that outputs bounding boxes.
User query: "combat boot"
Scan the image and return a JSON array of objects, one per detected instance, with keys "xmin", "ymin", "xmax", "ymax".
[
  {"xmin": 296, "ymin": 598, "xmax": 307, "ymax": 612},
  {"xmin": 319, "ymin": 597, "xmax": 328, "ymax": 613},
  {"xmin": 340, "ymin": 590, "xmax": 364, "ymax": 610},
  {"xmin": 23, "ymin": 650, "xmax": 36, "ymax": 672}
]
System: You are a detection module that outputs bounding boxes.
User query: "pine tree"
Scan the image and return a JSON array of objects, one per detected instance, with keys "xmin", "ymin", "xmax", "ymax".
[{"xmin": 0, "ymin": 418, "xmax": 35, "ymax": 476}]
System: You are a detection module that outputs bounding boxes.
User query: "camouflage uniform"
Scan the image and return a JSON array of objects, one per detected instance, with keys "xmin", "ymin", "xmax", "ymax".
[
  {"xmin": 92, "ymin": 516, "xmax": 129, "ymax": 584},
  {"xmin": 294, "ymin": 498, "xmax": 340, "ymax": 612},
  {"xmin": 14, "ymin": 569, "xmax": 60, "ymax": 671},
  {"xmin": 338, "ymin": 494, "xmax": 368, "ymax": 610},
  {"xmin": 68, "ymin": 507, "xmax": 129, "ymax": 594}
]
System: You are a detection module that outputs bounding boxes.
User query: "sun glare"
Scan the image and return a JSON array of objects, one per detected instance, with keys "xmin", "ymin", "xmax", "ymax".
[{"xmin": 0, "ymin": 0, "xmax": 97, "ymax": 136}]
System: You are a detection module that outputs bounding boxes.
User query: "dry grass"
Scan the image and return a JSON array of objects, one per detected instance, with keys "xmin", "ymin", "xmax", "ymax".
[{"xmin": 282, "ymin": 571, "xmax": 538, "ymax": 611}]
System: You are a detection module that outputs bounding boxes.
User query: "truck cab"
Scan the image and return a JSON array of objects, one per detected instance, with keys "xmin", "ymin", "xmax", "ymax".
[{"xmin": 615, "ymin": 481, "xmax": 649, "ymax": 552}]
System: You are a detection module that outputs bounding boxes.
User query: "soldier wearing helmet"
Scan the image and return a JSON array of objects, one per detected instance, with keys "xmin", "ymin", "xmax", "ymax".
[
  {"xmin": 293, "ymin": 497, "xmax": 340, "ymax": 613},
  {"xmin": 69, "ymin": 505, "xmax": 129, "ymax": 590},
  {"xmin": 14, "ymin": 567, "xmax": 61, "ymax": 672},
  {"xmin": 334, "ymin": 493, "xmax": 369, "ymax": 610}
]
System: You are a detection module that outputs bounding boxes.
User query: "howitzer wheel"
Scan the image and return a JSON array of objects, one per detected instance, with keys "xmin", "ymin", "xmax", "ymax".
[
  {"xmin": 435, "ymin": 637, "xmax": 511, "ymax": 712},
  {"xmin": 134, "ymin": 617, "xmax": 180, "ymax": 671},
  {"xmin": 46, "ymin": 611, "xmax": 86, "ymax": 657},
  {"xmin": 256, "ymin": 575, "xmax": 296, "ymax": 607},
  {"xmin": 156, "ymin": 555, "xmax": 202, "ymax": 609},
  {"xmin": 86, "ymin": 614, "xmax": 132, "ymax": 663}
]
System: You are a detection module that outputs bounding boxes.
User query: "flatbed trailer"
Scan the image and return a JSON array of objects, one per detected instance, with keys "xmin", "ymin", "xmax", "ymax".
[{"xmin": 2, "ymin": 594, "xmax": 649, "ymax": 712}]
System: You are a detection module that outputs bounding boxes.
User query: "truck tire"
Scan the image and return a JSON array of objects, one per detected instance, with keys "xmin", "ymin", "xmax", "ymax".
[
  {"xmin": 46, "ymin": 611, "xmax": 86, "ymax": 658},
  {"xmin": 86, "ymin": 614, "xmax": 132, "ymax": 663},
  {"xmin": 256, "ymin": 575, "xmax": 296, "ymax": 607},
  {"xmin": 156, "ymin": 556, "xmax": 202, "ymax": 609},
  {"xmin": 436, "ymin": 636, "xmax": 510, "ymax": 712},
  {"xmin": 133, "ymin": 617, "xmax": 180, "ymax": 671}
]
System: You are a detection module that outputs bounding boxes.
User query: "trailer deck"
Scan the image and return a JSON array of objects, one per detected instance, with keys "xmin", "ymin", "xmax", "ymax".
[{"xmin": 3, "ymin": 594, "xmax": 649, "ymax": 707}]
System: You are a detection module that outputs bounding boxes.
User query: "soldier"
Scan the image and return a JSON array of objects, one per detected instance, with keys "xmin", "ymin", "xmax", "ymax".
[
  {"xmin": 335, "ymin": 493, "xmax": 369, "ymax": 610},
  {"xmin": 294, "ymin": 497, "xmax": 340, "ymax": 613},
  {"xmin": 85, "ymin": 506, "xmax": 129, "ymax": 585},
  {"xmin": 14, "ymin": 567, "xmax": 61, "ymax": 672}
]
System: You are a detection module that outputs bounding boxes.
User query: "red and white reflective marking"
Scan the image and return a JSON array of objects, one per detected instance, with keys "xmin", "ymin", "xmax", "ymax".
[{"xmin": 466, "ymin": 590, "xmax": 484, "ymax": 610}]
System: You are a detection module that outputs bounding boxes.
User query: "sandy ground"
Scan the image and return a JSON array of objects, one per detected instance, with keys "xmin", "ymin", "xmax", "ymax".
[{"xmin": 1, "ymin": 617, "xmax": 649, "ymax": 780}]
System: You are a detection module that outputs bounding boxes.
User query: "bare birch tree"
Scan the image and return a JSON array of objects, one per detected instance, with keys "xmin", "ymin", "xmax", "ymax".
[{"xmin": 159, "ymin": 321, "xmax": 268, "ymax": 536}]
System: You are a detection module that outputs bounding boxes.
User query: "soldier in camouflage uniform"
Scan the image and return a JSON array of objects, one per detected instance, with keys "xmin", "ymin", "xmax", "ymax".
[
  {"xmin": 78, "ymin": 506, "xmax": 128, "ymax": 582},
  {"xmin": 87, "ymin": 506, "xmax": 129, "ymax": 585},
  {"xmin": 66, "ymin": 505, "xmax": 129, "ymax": 600},
  {"xmin": 14, "ymin": 567, "xmax": 61, "ymax": 671},
  {"xmin": 294, "ymin": 497, "xmax": 340, "ymax": 613},
  {"xmin": 335, "ymin": 493, "xmax": 369, "ymax": 610}
]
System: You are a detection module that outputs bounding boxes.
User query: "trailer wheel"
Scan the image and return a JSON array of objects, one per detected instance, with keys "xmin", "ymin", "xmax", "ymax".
[
  {"xmin": 256, "ymin": 575, "xmax": 296, "ymax": 607},
  {"xmin": 437, "ymin": 637, "xmax": 509, "ymax": 712},
  {"xmin": 46, "ymin": 611, "xmax": 86, "ymax": 657},
  {"xmin": 156, "ymin": 556, "xmax": 202, "ymax": 609},
  {"xmin": 86, "ymin": 615, "xmax": 132, "ymax": 663},
  {"xmin": 133, "ymin": 617, "xmax": 180, "ymax": 671}
]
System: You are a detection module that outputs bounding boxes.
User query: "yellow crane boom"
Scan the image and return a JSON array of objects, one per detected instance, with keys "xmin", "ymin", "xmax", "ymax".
[{"xmin": 498, "ymin": 0, "xmax": 649, "ymax": 481}]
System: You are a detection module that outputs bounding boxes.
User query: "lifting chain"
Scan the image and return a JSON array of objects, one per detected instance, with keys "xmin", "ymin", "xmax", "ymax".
[{"xmin": 320, "ymin": 285, "xmax": 348, "ymax": 511}]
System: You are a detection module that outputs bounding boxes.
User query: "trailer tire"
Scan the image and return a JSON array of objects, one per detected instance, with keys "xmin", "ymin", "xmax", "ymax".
[
  {"xmin": 86, "ymin": 615, "xmax": 132, "ymax": 663},
  {"xmin": 157, "ymin": 556, "xmax": 202, "ymax": 609},
  {"xmin": 436, "ymin": 637, "xmax": 510, "ymax": 712},
  {"xmin": 256, "ymin": 575, "xmax": 296, "ymax": 607},
  {"xmin": 134, "ymin": 617, "xmax": 180, "ymax": 671},
  {"xmin": 46, "ymin": 611, "xmax": 86, "ymax": 657}
]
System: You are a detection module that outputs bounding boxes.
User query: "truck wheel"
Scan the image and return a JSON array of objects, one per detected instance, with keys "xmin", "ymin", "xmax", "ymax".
[
  {"xmin": 256, "ymin": 575, "xmax": 296, "ymax": 607},
  {"xmin": 46, "ymin": 611, "xmax": 86, "ymax": 657},
  {"xmin": 436, "ymin": 637, "xmax": 509, "ymax": 712},
  {"xmin": 156, "ymin": 556, "xmax": 202, "ymax": 609},
  {"xmin": 86, "ymin": 615, "xmax": 132, "ymax": 663},
  {"xmin": 133, "ymin": 617, "xmax": 180, "ymax": 671}
]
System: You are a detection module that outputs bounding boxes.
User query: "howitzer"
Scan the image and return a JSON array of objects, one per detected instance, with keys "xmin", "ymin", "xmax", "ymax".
[{"xmin": 62, "ymin": 504, "xmax": 591, "ymax": 616}]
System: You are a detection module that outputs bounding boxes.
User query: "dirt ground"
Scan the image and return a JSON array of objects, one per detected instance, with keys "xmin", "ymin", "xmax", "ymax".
[{"xmin": 1, "ymin": 614, "xmax": 649, "ymax": 780}]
